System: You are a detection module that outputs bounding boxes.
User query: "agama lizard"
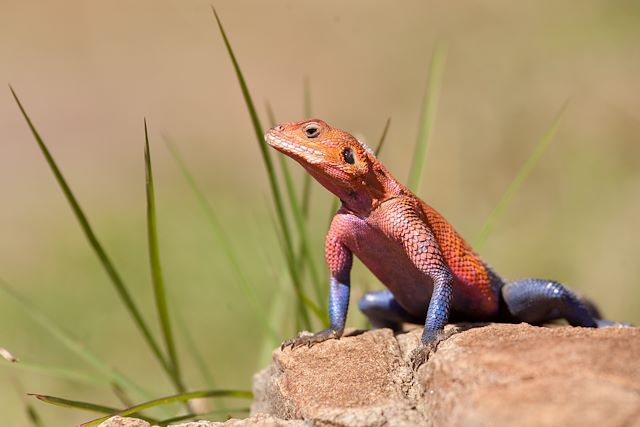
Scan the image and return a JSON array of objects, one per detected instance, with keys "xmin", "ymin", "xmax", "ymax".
[{"xmin": 265, "ymin": 119, "xmax": 625, "ymax": 368}]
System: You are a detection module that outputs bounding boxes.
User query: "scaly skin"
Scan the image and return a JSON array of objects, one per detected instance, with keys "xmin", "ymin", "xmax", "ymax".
[{"xmin": 266, "ymin": 119, "xmax": 624, "ymax": 368}]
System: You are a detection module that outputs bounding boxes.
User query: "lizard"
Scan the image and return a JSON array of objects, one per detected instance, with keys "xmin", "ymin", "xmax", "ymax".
[{"xmin": 265, "ymin": 118, "xmax": 626, "ymax": 368}]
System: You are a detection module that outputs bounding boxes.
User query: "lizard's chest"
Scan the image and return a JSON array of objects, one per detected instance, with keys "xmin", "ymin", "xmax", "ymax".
[{"xmin": 341, "ymin": 214, "xmax": 433, "ymax": 317}]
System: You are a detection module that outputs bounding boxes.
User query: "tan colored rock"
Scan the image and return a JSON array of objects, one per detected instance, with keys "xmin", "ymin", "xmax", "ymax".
[
  {"xmin": 253, "ymin": 323, "xmax": 640, "ymax": 427},
  {"xmin": 252, "ymin": 328, "xmax": 424, "ymax": 426},
  {"xmin": 99, "ymin": 417, "xmax": 154, "ymax": 427},
  {"xmin": 415, "ymin": 323, "xmax": 640, "ymax": 427},
  {"xmin": 102, "ymin": 323, "xmax": 640, "ymax": 427},
  {"xmin": 174, "ymin": 413, "xmax": 305, "ymax": 427},
  {"xmin": 99, "ymin": 413, "xmax": 304, "ymax": 427}
]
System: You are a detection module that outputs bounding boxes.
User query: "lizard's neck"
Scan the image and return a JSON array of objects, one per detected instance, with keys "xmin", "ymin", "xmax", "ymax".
[{"xmin": 311, "ymin": 161, "xmax": 406, "ymax": 217}]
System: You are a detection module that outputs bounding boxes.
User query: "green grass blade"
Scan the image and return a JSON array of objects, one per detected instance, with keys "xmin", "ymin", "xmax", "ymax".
[
  {"xmin": 30, "ymin": 395, "xmax": 121, "ymax": 416},
  {"xmin": 473, "ymin": 102, "xmax": 569, "ymax": 250},
  {"xmin": 265, "ymin": 101, "xmax": 277, "ymax": 128},
  {"xmin": 29, "ymin": 394, "xmax": 160, "ymax": 424},
  {"xmin": 211, "ymin": 8, "xmax": 311, "ymax": 329},
  {"xmin": 407, "ymin": 46, "xmax": 446, "ymax": 194},
  {"xmin": 9, "ymin": 87, "xmax": 168, "ymax": 372},
  {"xmin": 300, "ymin": 76, "xmax": 313, "ymax": 218},
  {"xmin": 265, "ymin": 101, "xmax": 327, "ymax": 320},
  {"xmin": 0, "ymin": 279, "xmax": 152, "ymax": 399},
  {"xmin": 13, "ymin": 384, "xmax": 45, "ymax": 427},
  {"xmin": 111, "ymin": 383, "xmax": 134, "ymax": 408},
  {"xmin": 3, "ymin": 360, "xmax": 109, "ymax": 387},
  {"xmin": 265, "ymin": 102, "xmax": 303, "ymax": 240},
  {"xmin": 375, "ymin": 118, "xmax": 392, "ymax": 157},
  {"xmin": 163, "ymin": 136, "xmax": 280, "ymax": 344},
  {"xmin": 157, "ymin": 407, "xmax": 250, "ymax": 425},
  {"xmin": 265, "ymin": 103, "xmax": 303, "ymax": 235},
  {"xmin": 265, "ymin": 205, "xmax": 324, "ymax": 321},
  {"xmin": 173, "ymin": 310, "xmax": 215, "ymax": 389},
  {"xmin": 25, "ymin": 402, "xmax": 44, "ymax": 427},
  {"xmin": 79, "ymin": 389, "xmax": 253, "ymax": 427},
  {"xmin": 286, "ymin": 183, "xmax": 326, "ymax": 319},
  {"xmin": 143, "ymin": 121, "xmax": 185, "ymax": 395}
]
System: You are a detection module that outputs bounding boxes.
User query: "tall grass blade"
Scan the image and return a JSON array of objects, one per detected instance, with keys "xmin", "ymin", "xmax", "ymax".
[
  {"xmin": 29, "ymin": 394, "xmax": 160, "ymax": 424},
  {"xmin": 163, "ymin": 136, "xmax": 280, "ymax": 343},
  {"xmin": 0, "ymin": 279, "xmax": 151, "ymax": 399},
  {"xmin": 79, "ymin": 389, "xmax": 253, "ymax": 427},
  {"xmin": 143, "ymin": 120, "xmax": 185, "ymax": 395},
  {"xmin": 300, "ymin": 76, "xmax": 313, "ymax": 218},
  {"xmin": 13, "ymin": 383, "xmax": 44, "ymax": 427},
  {"xmin": 173, "ymin": 310, "xmax": 215, "ymax": 389},
  {"xmin": 29, "ymin": 395, "xmax": 120, "ymax": 417},
  {"xmin": 265, "ymin": 103, "xmax": 302, "ymax": 232},
  {"xmin": 4, "ymin": 360, "xmax": 109, "ymax": 387},
  {"xmin": 211, "ymin": 8, "xmax": 311, "ymax": 329},
  {"xmin": 375, "ymin": 117, "xmax": 392, "ymax": 157},
  {"xmin": 473, "ymin": 102, "xmax": 569, "ymax": 250},
  {"xmin": 25, "ymin": 402, "xmax": 44, "ymax": 427},
  {"xmin": 265, "ymin": 101, "xmax": 327, "ymax": 319},
  {"xmin": 266, "ymin": 205, "xmax": 324, "ymax": 321},
  {"xmin": 111, "ymin": 383, "xmax": 134, "ymax": 408},
  {"xmin": 407, "ymin": 46, "xmax": 446, "ymax": 194},
  {"xmin": 9, "ymin": 87, "xmax": 168, "ymax": 372},
  {"xmin": 265, "ymin": 102, "xmax": 302, "ymax": 240}
]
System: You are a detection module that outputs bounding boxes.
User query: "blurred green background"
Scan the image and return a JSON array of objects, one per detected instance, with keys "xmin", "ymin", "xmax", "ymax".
[{"xmin": 1, "ymin": 0, "xmax": 639, "ymax": 425}]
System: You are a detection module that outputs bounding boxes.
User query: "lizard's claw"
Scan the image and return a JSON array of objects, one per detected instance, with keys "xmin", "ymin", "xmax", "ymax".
[
  {"xmin": 409, "ymin": 328, "xmax": 458, "ymax": 371},
  {"xmin": 409, "ymin": 343, "xmax": 433, "ymax": 371},
  {"xmin": 281, "ymin": 329, "xmax": 342, "ymax": 351}
]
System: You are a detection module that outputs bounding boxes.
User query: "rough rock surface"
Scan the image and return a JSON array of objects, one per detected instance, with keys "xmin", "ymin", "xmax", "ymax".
[
  {"xmin": 98, "ymin": 413, "xmax": 305, "ymax": 427},
  {"xmin": 253, "ymin": 323, "xmax": 640, "ymax": 427},
  {"xmin": 100, "ymin": 323, "xmax": 640, "ymax": 427}
]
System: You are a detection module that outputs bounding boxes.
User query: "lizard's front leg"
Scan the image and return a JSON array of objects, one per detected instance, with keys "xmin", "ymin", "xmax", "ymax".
[
  {"xmin": 377, "ymin": 199, "xmax": 456, "ymax": 369},
  {"xmin": 282, "ymin": 216, "xmax": 353, "ymax": 350},
  {"xmin": 409, "ymin": 271, "xmax": 455, "ymax": 369}
]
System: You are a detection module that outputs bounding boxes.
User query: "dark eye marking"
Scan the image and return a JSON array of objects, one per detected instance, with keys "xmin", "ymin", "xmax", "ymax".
[
  {"xmin": 303, "ymin": 123, "xmax": 320, "ymax": 138},
  {"xmin": 342, "ymin": 147, "xmax": 355, "ymax": 164}
]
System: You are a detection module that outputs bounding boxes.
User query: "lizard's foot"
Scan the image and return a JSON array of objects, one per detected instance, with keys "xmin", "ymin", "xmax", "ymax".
[
  {"xmin": 409, "ymin": 328, "xmax": 457, "ymax": 371},
  {"xmin": 281, "ymin": 328, "xmax": 342, "ymax": 350}
]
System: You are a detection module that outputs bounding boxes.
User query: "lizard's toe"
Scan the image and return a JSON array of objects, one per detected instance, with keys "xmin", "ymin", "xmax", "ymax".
[
  {"xmin": 410, "ymin": 327, "xmax": 458, "ymax": 370},
  {"xmin": 280, "ymin": 329, "xmax": 341, "ymax": 351},
  {"xmin": 409, "ymin": 343, "xmax": 433, "ymax": 370}
]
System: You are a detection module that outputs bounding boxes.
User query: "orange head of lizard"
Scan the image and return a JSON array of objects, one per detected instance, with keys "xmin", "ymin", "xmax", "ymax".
[{"xmin": 265, "ymin": 119, "xmax": 394, "ymax": 213}]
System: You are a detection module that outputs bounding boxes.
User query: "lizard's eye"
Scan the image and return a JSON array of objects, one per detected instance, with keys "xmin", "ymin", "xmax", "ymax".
[
  {"xmin": 303, "ymin": 123, "xmax": 320, "ymax": 138},
  {"xmin": 342, "ymin": 147, "xmax": 355, "ymax": 164}
]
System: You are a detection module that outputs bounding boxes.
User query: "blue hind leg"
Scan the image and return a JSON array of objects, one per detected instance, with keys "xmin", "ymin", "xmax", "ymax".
[
  {"xmin": 502, "ymin": 278, "xmax": 623, "ymax": 327},
  {"xmin": 358, "ymin": 290, "xmax": 420, "ymax": 331}
]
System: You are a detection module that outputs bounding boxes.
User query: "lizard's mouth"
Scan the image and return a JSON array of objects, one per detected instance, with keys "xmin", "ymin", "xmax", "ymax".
[{"xmin": 265, "ymin": 131, "xmax": 324, "ymax": 163}]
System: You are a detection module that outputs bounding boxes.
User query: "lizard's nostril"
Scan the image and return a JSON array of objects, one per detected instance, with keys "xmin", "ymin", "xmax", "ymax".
[{"xmin": 275, "ymin": 125, "xmax": 284, "ymax": 131}]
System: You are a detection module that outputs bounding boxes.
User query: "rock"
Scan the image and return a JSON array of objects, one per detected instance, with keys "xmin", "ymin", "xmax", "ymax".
[
  {"xmin": 173, "ymin": 413, "xmax": 305, "ymax": 426},
  {"xmin": 99, "ymin": 413, "xmax": 305, "ymax": 427},
  {"xmin": 252, "ymin": 327, "xmax": 424, "ymax": 426},
  {"xmin": 102, "ymin": 323, "xmax": 640, "ymax": 427},
  {"xmin": 253, "ymin": 323, "xmax": 640, "ymax": 427},
  {"xmin": 99, "ymin": 417, "xmax": 152, "ymax": 427}
]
